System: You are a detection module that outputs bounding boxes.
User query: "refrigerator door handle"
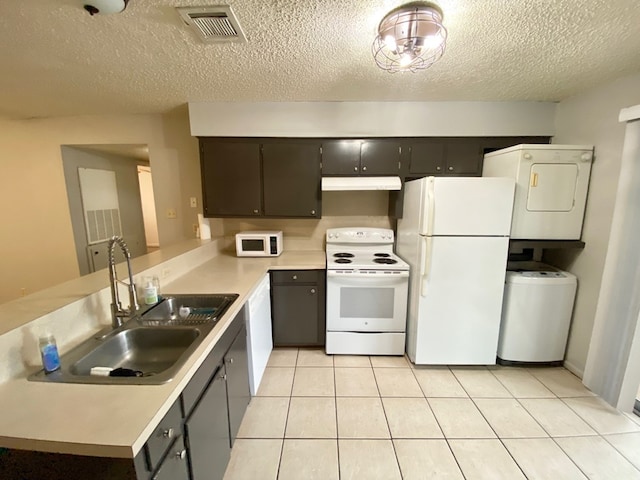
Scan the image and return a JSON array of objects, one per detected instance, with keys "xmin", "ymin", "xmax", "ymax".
[
  {"xmin": 419, "ymin": 176, "xmax": 436, "ymax": 236},
  {"xmin": 420, "ymin": 235, "xmax": 433, "ymax": 297},
  {"xmin": 426, "ymin": 176, "xmax": 436, "ymax": 236}
]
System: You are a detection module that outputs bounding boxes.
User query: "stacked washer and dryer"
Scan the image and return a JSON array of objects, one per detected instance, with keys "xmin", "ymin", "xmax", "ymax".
[{"xmin": 483, "ymin": 144, "xmax": 592, "ymax": 365}]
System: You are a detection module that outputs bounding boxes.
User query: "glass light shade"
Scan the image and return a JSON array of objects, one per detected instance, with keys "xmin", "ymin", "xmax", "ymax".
[
  {"xmin": 83, "ymin": 0, "xmax": 128, "ymax": 15},
  {"xmin": 372, "ymin": 2, "xmax": 447, "ymax": 73}
]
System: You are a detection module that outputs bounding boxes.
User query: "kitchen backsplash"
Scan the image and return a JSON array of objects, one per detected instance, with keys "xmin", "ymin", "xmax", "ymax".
[{"xmin": 221, "ymin": 191, "xmax": 393, "ymax": 251}]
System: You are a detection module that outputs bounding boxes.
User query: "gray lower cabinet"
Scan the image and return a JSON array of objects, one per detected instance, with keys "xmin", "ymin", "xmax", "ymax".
[
  {"xmin": 224, "ymin": 330, "xmax": 251, "ymax": 446},
  {"xmin": 136, "ymin": 306, "xmax": 250, "ymax": 480},
  {"xmin": 185, "ymin": 367, "xmax": 232, "ymax": 480},
  {"xmin": 271, "ymin": 270, "xmax": 326, "ymax": 347},
  {"xmin": 151, "ymin": 437, "xmax": 189, "ymax": 480}
]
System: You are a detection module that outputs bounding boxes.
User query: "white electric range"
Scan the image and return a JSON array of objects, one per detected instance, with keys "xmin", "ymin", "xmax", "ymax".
[{"xmin": 325, "ymin": 227, "xmax": 410, "ymax": 355}]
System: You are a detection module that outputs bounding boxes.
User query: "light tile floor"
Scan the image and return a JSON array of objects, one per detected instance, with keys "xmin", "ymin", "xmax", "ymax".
[{"xmin": 224, "ymin": 348, "xmax": 640, "ymax": 479}]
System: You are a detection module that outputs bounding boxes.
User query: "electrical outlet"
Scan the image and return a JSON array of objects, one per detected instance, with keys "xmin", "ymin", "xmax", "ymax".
[
  {"xmin": 190, "ymin": 197, "xmax": 197, "ymax": 208},
  {"xmin": 166, "ymin": 208, "xmax": 177, "ymax": 219}
]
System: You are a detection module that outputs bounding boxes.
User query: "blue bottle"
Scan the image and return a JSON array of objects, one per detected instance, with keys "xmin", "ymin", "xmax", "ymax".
[{"xmin": 39, "ymin": 335, "xmax": 61, "ymax": 373}]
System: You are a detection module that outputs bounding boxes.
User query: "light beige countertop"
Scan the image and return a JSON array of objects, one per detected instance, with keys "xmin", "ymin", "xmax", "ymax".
[{"xmin": 0, "ymin": 251, "xmax": 325, "ymax": 459}]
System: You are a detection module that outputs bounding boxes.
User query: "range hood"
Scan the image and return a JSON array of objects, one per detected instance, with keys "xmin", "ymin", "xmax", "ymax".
[{"xmin": 321, "ymin": 176, "xmax": 402, "ymax": 191}]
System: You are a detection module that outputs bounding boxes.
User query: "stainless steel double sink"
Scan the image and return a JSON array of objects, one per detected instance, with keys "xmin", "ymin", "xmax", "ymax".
[{"xmin": 28, "ymin": 294, "xmax": 238, "ymax": 385}]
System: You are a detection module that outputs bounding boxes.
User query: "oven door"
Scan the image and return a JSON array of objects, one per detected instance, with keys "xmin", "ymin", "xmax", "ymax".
[{"xmin": 326, "ymin": 270, "xmax": 409, "ymax": 332}]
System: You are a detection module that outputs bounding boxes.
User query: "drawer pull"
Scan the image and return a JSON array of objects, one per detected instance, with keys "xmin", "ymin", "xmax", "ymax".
[
  {"xmin": 227, "ymin": 357, "xmax": 234, "ymax": 365},
  {"xmin": 310, "ymin": 288, "xmax": 316, "ymax": 294},
  {"xmin": 162, "ymin": 428, "xmax": 174, "ymax": 439},
  {"xmin": 292, "ymin": 275, "xmax": 297, "ymax": 280},
  {"xmin": 175, "ymin": 449, "xmax": 187, "ymax": 460}
]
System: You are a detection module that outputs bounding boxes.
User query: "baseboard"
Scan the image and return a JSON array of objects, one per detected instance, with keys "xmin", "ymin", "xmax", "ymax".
[{"xmin": 562, "ymin": 360, "xmax": 584, "ymax": 379}]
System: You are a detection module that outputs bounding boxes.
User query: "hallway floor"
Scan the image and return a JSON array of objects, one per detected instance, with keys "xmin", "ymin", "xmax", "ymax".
[{"xmin": 223, "ymin": 348, "xmax": 640, "ymax": 480}]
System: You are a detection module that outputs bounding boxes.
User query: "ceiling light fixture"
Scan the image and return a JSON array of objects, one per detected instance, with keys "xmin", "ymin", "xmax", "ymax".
[
  {"xmin": 372, "ymin": 2, "xmax": 447, "ymax": 73},
  {"xmin": 83, "ymin": 0, "xmax": 129, "ymax": 16}
]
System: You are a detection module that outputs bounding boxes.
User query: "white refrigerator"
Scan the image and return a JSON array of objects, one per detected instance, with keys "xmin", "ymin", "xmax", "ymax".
[{"xmin": 397, "ymin": 176, "xmax": 515, "ymax": 365}]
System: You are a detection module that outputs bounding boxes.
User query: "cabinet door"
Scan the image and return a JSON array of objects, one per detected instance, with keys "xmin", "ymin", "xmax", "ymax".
[
  {"xmin": 408, "ymin": 142, "xmax": 445, "ymax": 174},
  {"xmin": 360, "ymin": 140, "xmax": 402, "ymax": 175},
  {"xmin": 262, "ymin": 143, "xmax": 321, "ymax": 217},
  {"xmin": 225, "ymin": 325, "xmax": 251, "ymax": 446},
  {"xmin": 200, "ymin": 140, "xmax": 262, "ymax": 217},
  {"xmin": 321, "ymin": 140, "xmax": 362, "ymax": 175},
  {"xmin": 272, "ymin": 284, "xmax": 323, "ymax": 346},
  {"xmin": 184, "ymin": 367, "xmax": 231, "ymax": 480},
  {"xmin": 151, "ymin": 437, "xmax": 189, "ymax": 480},
  {"xmin": 444, "ymin": 141, "xmax": 483, "ymax": 176}
]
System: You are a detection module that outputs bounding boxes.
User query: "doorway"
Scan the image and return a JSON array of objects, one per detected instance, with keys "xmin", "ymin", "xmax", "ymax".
[
  {"xmin": 137, "ymin": 165, "xmax": 159, "ymax": 249},
  {"xmin": 61, "ymin": 144, "xmax": 158, "ymax": 275}
]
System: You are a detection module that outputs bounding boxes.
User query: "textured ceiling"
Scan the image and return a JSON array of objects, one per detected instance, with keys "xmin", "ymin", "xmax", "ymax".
[{"xmin": 1, "ymin": 0, "xmax": 639, "ymax": 119}]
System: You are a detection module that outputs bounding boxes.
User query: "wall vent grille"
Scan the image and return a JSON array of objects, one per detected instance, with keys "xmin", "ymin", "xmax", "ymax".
[{"xmin": 176, "ymin": 6, "xmax": 246, "ymax": 43}]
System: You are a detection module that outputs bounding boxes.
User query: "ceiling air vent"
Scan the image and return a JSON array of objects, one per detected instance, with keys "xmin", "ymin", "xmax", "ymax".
[{"xmin": 176, "ymin": 6, "xmax": 246, "ymax": 43}]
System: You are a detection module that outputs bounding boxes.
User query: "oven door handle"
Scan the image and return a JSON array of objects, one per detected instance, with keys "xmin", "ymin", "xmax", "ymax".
[{"xmin": 327, "ymin": 271, "xmax": 409, "ymax": 285}]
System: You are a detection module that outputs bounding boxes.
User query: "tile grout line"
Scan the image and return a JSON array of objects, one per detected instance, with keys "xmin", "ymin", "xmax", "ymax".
[
  {"xmin": 487, "ymin": 366, "xmax": 594, "ymax": 479},
  {"xmin": 408, "ymin": 363, "xmax": 468, "ymax": 479},
  {"xmin": 274, "ymin": 348, "xmax": 299, "ymax": 480},
  {"xmin": 453, "ymin": 366, "xmax": 530, "ymax": 479}
]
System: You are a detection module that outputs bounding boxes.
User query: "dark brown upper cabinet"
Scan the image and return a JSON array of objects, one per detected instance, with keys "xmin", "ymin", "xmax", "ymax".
[
  {"xmin": 199, "ymin": 138, "xmax": 321, "ymax": 219},
  {"xmin": 322, "ymin": 140, "xmax": 401, "ymax": 176},
  {"xmin": 262, "ymin": 142, "xmax": 321, "ymax": 218},
  {"xmin": 407, "ymin": 139, "xmax": 483, "ymax": 177},
  {"xmin": 200, "ymin": 139, "xmax": 262, "ymax": 217},
  {"xmin": 406, "ymin": 136, "xmax": 551, "ymax": 178}
]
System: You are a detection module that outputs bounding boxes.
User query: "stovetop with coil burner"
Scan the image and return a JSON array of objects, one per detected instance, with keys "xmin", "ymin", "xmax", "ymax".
[{"xmin": 326, "ymin": 228, "xmax": 409, "ymax": 271}]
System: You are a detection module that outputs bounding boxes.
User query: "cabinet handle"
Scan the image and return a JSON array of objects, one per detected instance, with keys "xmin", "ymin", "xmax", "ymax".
[
  {"xmin": 310, "ymin": 288, "xmax": 316, "ymax": 294},
  {"xmin": 292, "ymin": 275, "xmax": 297, "ymax": 280},
  {"xmin": 311, "ymin": 209, "xmax": 316, "ymax": 215},
  {"xmin": 354, "ymin": 166, "xmax": 358, "ymax": 172},
  {"xmin": 253, "ymin": 209, "xmax": 259, "ymax": 214},
  {"xmin": 436, "ymin": 166, "xmax": 441, "ymax": 171},
  {"xmin": 175, "ymin": 449, "xmax": 187, "ymax": 460},
  {"xmin": 217, "ymin": 373, "xmax": 227, "ymax": 382},
  {"xmin": 362, "ymin": 166, "xmax": 367, "ymax": 171},
  {"xmin": 162, "ymin": 428, "xmax": 174, "ymax": 439},
  {"xmin": 448, "ymin": 166, "xmax": 454, "ymax": 171},
  {"xmin": 531, "ymin": 172, "xmax": 538, "ymax": 187},
  {"xmin": 227, "ymin": 357, "xmax": 234, "ymax": 365}
]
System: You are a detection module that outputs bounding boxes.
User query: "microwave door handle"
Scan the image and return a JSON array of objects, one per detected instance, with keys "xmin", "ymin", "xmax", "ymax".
[{"xmin": 420, "ymin": 236, "xmax": 433, "ymax": 297}]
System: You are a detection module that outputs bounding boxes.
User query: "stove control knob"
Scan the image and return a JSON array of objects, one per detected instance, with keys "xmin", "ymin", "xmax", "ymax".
[
  {"xmin": 328, "ymin": 233, "xmax": 334, "ymax": 239},
  {"xmin": 335, "ymin": 233, "xmax": 340, "ymax": 238}
]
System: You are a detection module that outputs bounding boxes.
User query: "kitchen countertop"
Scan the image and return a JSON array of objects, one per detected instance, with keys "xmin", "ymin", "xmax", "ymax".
[{"xmin": 0, "ymin": 250, "xmax": 325, "ymax": 459}]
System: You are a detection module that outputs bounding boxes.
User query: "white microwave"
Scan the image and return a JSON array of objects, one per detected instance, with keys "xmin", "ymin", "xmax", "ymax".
[{"xmin": 235, "ymin": 231, "xmax": 283, "ymax": 257}]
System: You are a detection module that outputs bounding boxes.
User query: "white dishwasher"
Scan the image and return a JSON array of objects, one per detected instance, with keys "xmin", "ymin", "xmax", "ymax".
[{"xmin": 246, "ymin": 273, "xmax": 273, "ymax": 396}]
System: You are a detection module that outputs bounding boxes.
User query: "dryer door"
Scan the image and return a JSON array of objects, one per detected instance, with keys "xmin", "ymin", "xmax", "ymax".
[{"xmin": 526, "ymin": 163, "xmax": 578, "ymax": 212}]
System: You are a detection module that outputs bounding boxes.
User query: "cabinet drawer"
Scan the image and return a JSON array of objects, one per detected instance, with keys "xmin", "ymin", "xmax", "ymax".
[
  {"xmin": 145, "ymin": 399, "xmax": 182, "ymax": 473},
  {"xmin": 271, "ymin": 270, "xmax": 320, "ymax": 285},
  {"xmin": 151, "ymin": 436, "xmax": 189, "ymax": 480}
]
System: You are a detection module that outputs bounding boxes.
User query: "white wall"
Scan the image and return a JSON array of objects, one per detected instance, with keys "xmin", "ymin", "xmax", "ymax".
[
  {"xmin": 547, "ymin": 72, "xmax": 640, "ymax": 375},
  {"xmin": 0, "ymin": 107, "xmax": 216, "ymax": 304},
  {"xmin": 189, "ymin": 101, "xmax": 556, "ymax": 137}
]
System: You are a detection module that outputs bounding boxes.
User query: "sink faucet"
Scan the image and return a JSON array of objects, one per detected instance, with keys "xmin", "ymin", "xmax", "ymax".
[{"xmin": 107, "ymin": 236, "xmax": 140, "ymax": 329}]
